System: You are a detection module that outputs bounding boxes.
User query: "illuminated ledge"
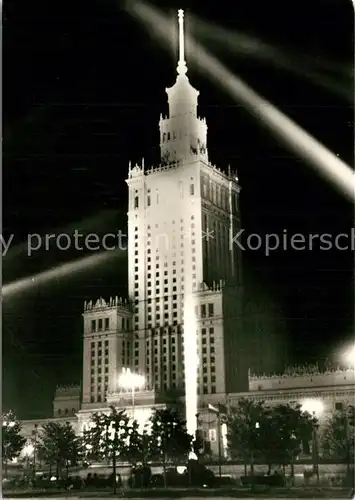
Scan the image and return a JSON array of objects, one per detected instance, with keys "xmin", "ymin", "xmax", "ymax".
[
  {"xmin": 127, "ymin": 159, "xmax": 239, "ymax": 185},
  {"xmin": 106, "ymin": 389, "xmax": 157, "ymax": 406}
]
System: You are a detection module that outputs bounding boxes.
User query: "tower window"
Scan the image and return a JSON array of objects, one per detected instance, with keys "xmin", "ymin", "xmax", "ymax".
[
  {"xmin": 91, "ymin": 320, "xmax": 96, "ymax": 332},
  {"xmin": 147, "ymin": 195, "xmax": 151, "ymax": 206},
  {"xmin": 208, "ymin": 304, "xmax": 214, "ymax": 317},
  {"xmin": 104, "ymin": 318, "xmax": 110, "ymax": 330},
  {"xmin": 190, "ymin": 184, "xmax": 194, "ymax": 195},
  {"xmin": 134, "ymin": 196, "xmax": 139, "ymax": 209},
  {"xmin": 98, "ymin": 319, "xmax": 103, "ymax": 331}
]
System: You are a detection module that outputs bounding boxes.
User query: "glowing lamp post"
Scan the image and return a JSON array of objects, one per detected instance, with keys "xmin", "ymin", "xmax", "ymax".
[
  {"xmin": 301, "ymin": 399, "xmax": 324, "ymax": 485},
  {"xmin": 208, "ymin": 403, "xmax": 223, "ymax": 477},
  {"xmin": 341, "ymin": 344, "xmax": 355, "ymax": 368},
  {"xmin": 301, "ymin": 399, "xmax": 325, "ymax": 418},
  {"xmin": 118, "ymin": 368, "xmax": 145, "ymax": 418},
  {"xmin": 23, "ymin": 444, "xmax": 34, "ymax": 473}
]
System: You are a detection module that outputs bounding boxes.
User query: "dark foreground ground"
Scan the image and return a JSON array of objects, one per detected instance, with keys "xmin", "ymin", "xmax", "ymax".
[{"xmin": 3, "ymin": 487, "xmax": 353, "ymax": 499}]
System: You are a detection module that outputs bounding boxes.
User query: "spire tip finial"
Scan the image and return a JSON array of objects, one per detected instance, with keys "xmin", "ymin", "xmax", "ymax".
[{"xmin": 177, "ymin": 9, "xmax": 187, "ymax": 76}]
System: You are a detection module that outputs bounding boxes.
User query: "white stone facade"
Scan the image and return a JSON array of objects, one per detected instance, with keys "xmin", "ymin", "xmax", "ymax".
[
  {"xmin": 228, "ymin": 369, "xmax": 355, "ymax": 423},
  {"xmin": 53, "ymin": 385, "xmax": 81, "ymax": 418},
  {"xmin": 81, "ymin": 297, "xmax": 133, "ymax": 406}
]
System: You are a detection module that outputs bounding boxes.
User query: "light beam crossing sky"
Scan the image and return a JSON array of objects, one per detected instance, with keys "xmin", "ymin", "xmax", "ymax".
[{"xmin": 126, "ymin": 1, "xmax": 355, "ymax": 203}]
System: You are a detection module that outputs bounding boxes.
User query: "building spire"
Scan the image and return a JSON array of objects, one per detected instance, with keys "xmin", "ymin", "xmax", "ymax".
[{"xmin": 177, "ymin": 9, "xmax": 187, "ymax": 76}]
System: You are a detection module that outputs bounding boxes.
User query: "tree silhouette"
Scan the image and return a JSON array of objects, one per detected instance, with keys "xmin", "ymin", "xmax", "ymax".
[
  {"xmin": 83, "ymin": 406, "xmax": 140, "ymax": 493},
  {"xmin": 226, "ymin": 400, "xmax": 316, "ymax": 487},
  {"xmin": 226, "ymin": 399, "xmax": 269, "ymax": 487},
  {"xmin": 36, "ymin": 421, "xmax": 81, "ymax": 480},
  {"xmin": 148, "ymin": 408, "xmax": 193, "ymax": 487},
  {"xmin": 321, "ymin": 405, "xmax": 354, "ymax": 471},
  {"xmin": 271, "ymin": 403, "xmax": 316, "ymax": 483},
  {"xmin": 2, "ymin": 410, "xmax": 26, "ymax": 477}
]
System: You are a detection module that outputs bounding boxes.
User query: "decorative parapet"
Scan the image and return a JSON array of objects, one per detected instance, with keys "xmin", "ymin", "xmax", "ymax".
[
  {"xmin": 55, "ymin": 385, "xmax": 80, "ymax": 397},
  {"xmin": 249, "ymin": 366, "xmax": 355, "ymax": 392},
  {"xmin": 250, "ymin": 365, "xmax": 355, "ymax": 380},
  {"xmin": 196, "ymin": 280, "xmax": 225, "ymax": 294},
  {"xmin": 106, "ymin": 389, "xmax": 157, "ymax": 407},
  {"xmin": 84, "ymin": 296, "xmax": 131, "ymax": 313},
  {"xmin": 127, "ymin": 158, "xmax": 238, "ymax": 182}
]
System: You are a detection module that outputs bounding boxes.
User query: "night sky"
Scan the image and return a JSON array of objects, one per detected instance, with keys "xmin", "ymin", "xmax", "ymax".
[{"xmin": 3, "ymin": 0, "xmax": 354, "ymax": 418}]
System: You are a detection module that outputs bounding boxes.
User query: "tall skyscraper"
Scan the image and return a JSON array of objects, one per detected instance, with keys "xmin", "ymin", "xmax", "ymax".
[
  {"xmin": 81, "ymin": 10, "xmax": 285, "ymax": 436},
  {"xmin": 126, "ymin": 10, "xmax": 242, "ymax": 435}
]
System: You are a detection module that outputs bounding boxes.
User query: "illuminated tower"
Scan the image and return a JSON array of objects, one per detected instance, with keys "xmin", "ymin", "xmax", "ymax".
[
  {"xmin": 81, "ymin": 297, "xmax": 133, "ymax": 408},
  {"xmin": 126, "ymin": 10, "xmax": 242, "ymax": 436}
]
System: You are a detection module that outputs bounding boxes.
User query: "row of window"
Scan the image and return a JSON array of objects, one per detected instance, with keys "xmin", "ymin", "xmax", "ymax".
[
  {"xmin": 91, "ymin": 375, "xmax": 108, "ymax": 385},
  {"xmin": 91, "ymin": 318, "xmax": 109, "ymax": 332},
  {"xmin": 57, "ymin": 408, "xmax": 76, "ymax": 416},
  {"xmin": 91, "ymin": 348, "xmax": 109, "ymax": 357},
  {"xmin": 133, "ymin": 174, "xmax": 237, "ymax": 214},
  {"xmin": 133, "ymin": 181, "xmax": 196, "ymax": 209},
  {"xmin": 90, "ymin": 317, "xmax": 131, "ymax": 333},
  {"xmin": 90, "ymin": 353, "xmax": 109, "ymax": 367},
  {"xmin": 201, "ymin": 176, "xmax": 238, "ymax": 212},
  {"xmin": 161, "ymin": 130, "xmax": 189, "ymax": 142},
  {"xmin": 196, "ymin": 304, "xmax": 214, "ymax": 317},
  {"xmin": 91, "ymin": 366, "xmax": 108, "ymax": 375},
  {"xmin": 90, "ymin": 341, "xmax": 109, "ymax": 367},
  {"xmin": 134, "ymin": 218, "xmax": 195, "ymax": 232}
]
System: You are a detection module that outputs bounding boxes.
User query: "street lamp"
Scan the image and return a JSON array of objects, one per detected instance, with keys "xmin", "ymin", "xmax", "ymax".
[
  {"xmin": 118, "ymin": 368, "xmax": 145, "ymax": 418},
  {"xmin": 31, "ymin": 424, "xmax": 38, "ymax": 478},
  {"xmin": 3, "ymin": 421, "xmax": 15, "ymax": 428},
  {"xmin": 23, "ymin": 444, "xmax": 34, "ymax": 475},
  {"xmin": 341, "ymin": 344, "xmax": 355, "ymax": 368},
  {"xmin": 301, "ymin": 399, "xmax": 324, "ymax": 485},
  {"xmin": 208, "ymin": 403, "xmax": 222, "ymax": 478}
]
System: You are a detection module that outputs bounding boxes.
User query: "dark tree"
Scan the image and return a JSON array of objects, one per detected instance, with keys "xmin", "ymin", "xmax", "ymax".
[
  {"xmin": 36, "ymin": 421, "xmax": 82, "ymax": 480},
  {"xmin": 2, "ymin": 411, "xmax": 26, "ymax": 477},
  {"xmin": 148, "ymin": 408, "xmax": 193, "ymax": 487},
  {"xmin": 321, "ymin": 405, "xmax": 354, "ymax": 471},
  {"xmin": 271, "ymin": 403, "xmax": 316, "ymax": 483},
  {"xmin": 83, "ymin": 406, "xmax": 140, "ymax": 493},
  {"xmin": 226, "ymin": 399, "xmax": 269, "ymax": 486}
]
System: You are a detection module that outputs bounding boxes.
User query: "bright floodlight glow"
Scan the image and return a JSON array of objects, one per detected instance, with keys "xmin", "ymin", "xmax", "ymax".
[
  {"xmin": 23, "ymin": 444, "xmax": 34, "ymax": 456},
  {"xmin": 118, "ymin": 368, "xmax": 145, "ymax": 390},
  {"xmin": 341, "ymin": 344, "xmax": 355, "ymax": 367},
  {"xmin": 301, "ymin": 398, "xmax": 325, "ymax": 417},
  {"xmin": 2, "ymin": 251, "xmax": 120, "ymax": 298},
  {"xmin": 127, "ymin": 2, "xmax": 355, "ymax": 203},
  {"xmin": 189, "ymin": 16, "xmax": 352, "ymax": 102},
  {"xmin": 183, "ymin": 293, "xmax": 199, "ymax": 437},
  {"xmin": 3, "ymin": 420, "xmax": 15, "ymax": 427},
  {"xmin": 221, "ymin": 422, "xmax": 228, "ymax": 457}
]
